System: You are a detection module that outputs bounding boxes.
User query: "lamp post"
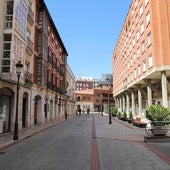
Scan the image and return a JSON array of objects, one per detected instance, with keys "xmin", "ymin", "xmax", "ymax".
[
  {"xmin": 108, "ymin": 84, "xmax": 112, "ymax": 124},
  {"xmin": 65, "ymin": 98, "xmax": 67, "ymax": 120},
  {"xmin": 13, "ymin": 61, "xmax": 23, "ymax": 140}
]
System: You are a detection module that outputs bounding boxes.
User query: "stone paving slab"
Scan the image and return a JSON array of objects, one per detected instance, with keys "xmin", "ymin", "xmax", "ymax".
[{"xmin": 0, "ymin": 113, "xmax": 169, "ymax": 170}]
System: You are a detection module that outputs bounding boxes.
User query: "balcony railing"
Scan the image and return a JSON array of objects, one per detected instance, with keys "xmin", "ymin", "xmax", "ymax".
[
  {"xmin": 26, "ymin": 37, "xmax": 33, "ymax": 55},
  {"xmin": 27, "ymin": 6, "xmax": 34, "ymax": 25},
  {"xmin": 25, "ymin": 71, "xmax": 33, "ymax": 85}
]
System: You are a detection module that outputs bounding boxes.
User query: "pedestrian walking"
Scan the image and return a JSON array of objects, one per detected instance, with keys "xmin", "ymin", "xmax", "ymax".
[
  {"xmin": 79, "ymin": 108, "xmax": 81, "ymax": 115},
  {"xmin": 87, "ymin": 108, "xmax": 90, "ymax": 115}
]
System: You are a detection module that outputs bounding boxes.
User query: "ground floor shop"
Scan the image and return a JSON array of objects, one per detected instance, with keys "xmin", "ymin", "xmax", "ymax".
[{"xmin": 0, "ymin": 80, "xmax": 75, "ymax": 135}]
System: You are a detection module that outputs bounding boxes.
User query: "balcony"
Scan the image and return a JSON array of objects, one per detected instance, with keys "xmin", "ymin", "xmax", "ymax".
[
  {"xmin": 25, "ymin": 71, "xmax": 33, "ymax": 87},
  {"xmin": 26, "ymin": 37, "xmax": 33, "ymax": 55},
  {"xmin": 27, "ymin": 6, "xmax": 34, "ymax": 25}
]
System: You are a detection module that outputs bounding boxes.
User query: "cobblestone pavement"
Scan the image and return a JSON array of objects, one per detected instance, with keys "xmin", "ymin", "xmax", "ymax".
[{"xmin": 0, "ymin": 113, "xmax": 169, "ymax": 170}]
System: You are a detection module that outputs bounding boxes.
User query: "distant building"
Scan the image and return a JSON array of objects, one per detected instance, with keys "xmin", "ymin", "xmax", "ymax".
[
  {"xmin": 76, "ymin": 78, "xmax": 93, "ymax": 90},
  {"xmin": 98, "ymin": 74, "xmax": 113, "ymax": 86},
  {"xmin": 75, "ymin": 74, "xmax": 114, "ymax": 112},
  {"xmin": 93, "ymin": 85, "xmax": 114, "ymax": 113},
  {"xmin": 66, "ymin": 65, "xmax": 76, "ymax": 117},
  {"xmin": 75, "ymin": 89, "xmax": 94, "ymax": 112},
  {"xmin": 92, "ymin": 78, "xmax": 100, "ymax": 89}
]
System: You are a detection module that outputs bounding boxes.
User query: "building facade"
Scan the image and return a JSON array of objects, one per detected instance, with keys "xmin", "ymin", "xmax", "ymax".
[
  {"xmin": 76, "ymin": 78, "xmax": 93, "ymax": 91},
  {"xmin": 66, "ymin": 64, "xmax": 76, "ymax": 117},
  {"xmin": 75, "ymin": 84, "xmax": 114, "ymax": 113},
  {"xmin": 75, "ymin": 89, "xmax": 94, "ymax": 113},
  {"xmin": 112, "ymin": 0, "xmax": 170, "ymax": 118},
  {"xmin": 93, "ymin": 85, "xmax": 114, "ymax": 113},
  {"xmin": 0, "ymin": 0, "xmax": 71, "ymax": 134}
]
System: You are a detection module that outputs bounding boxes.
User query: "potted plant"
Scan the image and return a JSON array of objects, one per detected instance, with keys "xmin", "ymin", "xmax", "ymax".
[
  {"xmin": 111, "ymin": 107, "xmax": 117, "ymax": 117},
  {"xmin": 127, "ymin": 111, "xmax": 133, "ymax": 123},
  {"xmin": 117, "ymin": 112, "xmax": 124, "ymax": 120},
  {"xmin": 123, "ymin": 111, "xmax": 127, "ymax": 121},
  {"xmin": 146, "ymin": 105, "xmax": 170, "ymax": 136}
]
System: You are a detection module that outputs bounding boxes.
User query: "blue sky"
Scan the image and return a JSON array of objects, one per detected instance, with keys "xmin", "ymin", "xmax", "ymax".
[{"xmin": 44, "ymin": 0, "xmax": 132, "ymax": 79}]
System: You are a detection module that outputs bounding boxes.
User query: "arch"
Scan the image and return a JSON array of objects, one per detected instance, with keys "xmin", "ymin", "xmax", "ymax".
[
  {"xmin": 22, "ymin": 92, "xmax": 29, "ymax": 128},
  {"xmin": 33, "ymin": 95, "xmax": 42, "ymax": 124},
  {"xmin": 0, "ymin": 87, "xmax": 14, "ymax": 133}
]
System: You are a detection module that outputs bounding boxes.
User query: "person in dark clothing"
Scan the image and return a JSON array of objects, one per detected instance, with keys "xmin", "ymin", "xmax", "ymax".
[
  {"xmin": 87, "ymin": 108, "xmax": 90, "ymax": 114},
  {"xmin": 79, "ymin": 109, "xmax": 81, "ymax": 115}
]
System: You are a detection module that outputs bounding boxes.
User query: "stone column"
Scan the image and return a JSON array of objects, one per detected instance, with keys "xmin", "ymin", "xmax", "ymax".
[
  {"xmin": 120, "ymin": 97, "xmax": 122, "ymax": 112},
  {"xmin": 126, "ymin": 93, "xmax": 130, "ymax": 116},
  {"xmin": 161, "ymin": 71, "xmax": 168, "ymax": 107},
  {"xmin": 131, "ymin": 91, "xmax": 135, "ymax": 115},
  {"xmin": 123, "ymin": 95, "xmax": 125, "ymax": 112},
  {"xmin": 138, "ymin": 89, "xmax": 142, "ymax": 116},
  {"xmin": 147, "ymin": 79, "xmax": 152, "ymax": 106}
]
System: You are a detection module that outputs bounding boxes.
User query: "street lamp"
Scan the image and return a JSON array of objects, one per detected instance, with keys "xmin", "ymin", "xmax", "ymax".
[
  {"xmin": 65, "ymin": 98, "xmax": 67, "ymax": 120},
  {"xmin": 13, "ymin": 61, "xmax": 23, "ymax": 140},
  {"xmin": 108, "ymin": 84, "xmax": 112, "ymax": 124}
]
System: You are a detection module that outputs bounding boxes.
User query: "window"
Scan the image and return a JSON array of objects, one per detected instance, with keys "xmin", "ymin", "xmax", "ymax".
[
  {"xmin": 131, "ymin": 9, "xmax": 134, "ymax": 17},
  {"xmin": 133, "ymin": 38, "xmax": 135, "ymax": 47},
  {"xmin": 15, "ymin": 0, "xmax": 27, "ymax": 36},
  {"xmin": 130, "ymin": 58, "xmax": 133, "ymax": 66},
  {"xmin": 135, "ymin": 14, "xmax": 139, "ymax": 25},
  {"xmin": 146, "ymin": 12, "xmax": 150, "ymax": 26},
  {"xmin": 132, "ymin": 22, "xmax": 135, "ymax": 32},
  {"xmin": 130, "ymin": 43, "xmax": 132, "ymax": 52},
  {"xmin": 4, "ymin": 1, "xmax": 13, "ymax": 28},
  {"xmin": 140, "ymin": 22, "xmax": 144, "ymax": 34},
  {"xmin": 134, "ymin": 53, "xmax": 136, "ymax": 62},
  {"xmin": 143, "ymin": 60, "xmax": 146, "ymax": 72},
  {"xmin": 2, "ymin": 34, "xmax": 12, "ymax": 73},
  {"xmin": 140, "ymin": 5, "xmax": 143, "ymax": 16},
  {"xmin": 141, "ymin": 41, "xmax": 145, "ymax": 53},
  {"xmin": 137, "ymin": 48, "xmax": 140, "ymax": 58},
  {"xmin": 148, "ymin": 54, "xmax": 153, "ymax": 67},
  {"xmin": 136, "ymin": 31, "xmax": 140, "ymax": 41},
  {"xmin": 147, "ymin": 32, "xmax": 152, "ymax": 46},
  {"xmin": 134, "ymin": 69, "xmax": 137, "ymax": 79},
  {"xmin": 145, "ymin": 0, "xmax": 149, "ymax": 6},
  {"xmin": 138, "ymin": 65, "xmax": 141, "ymax": 75},
  {"xmin": 135, "ymin": 0, "xmax": 138, "ymax": 8}
]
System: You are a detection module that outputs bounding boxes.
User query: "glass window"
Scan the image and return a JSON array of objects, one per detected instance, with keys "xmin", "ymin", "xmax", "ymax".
[
  {"xmin": 134, "ymin": 53, "xmax": 136, "ymax": 62},
  {"xmin": 141, "ymin": 41, "xmax": 145, "ymax": 53},
  {"xmin": 135, "ymin": 14, "xmax": 138, "ymax": 25},
  {"xmin": 145, "ymin": 0, "xmax": 149, "ymax": 6},
  {"xmin": 146, "ymin": 12, "xmax": 150, "ymax": 26},
  {"xmin": 2, "ymin": 34, "xmax": 12, "ymax": 73},
  {"xmin": 147, "ymin": 32, "xmax": 152, "ymax": 46},
  {"xmin": 136, "ymin": 31, "xmax": 140, "ymax": 41},
  {"xmin": 148, "ymin": 54, "xmax": 153, "ymax": 67},
  {"xmin": 135, "ymin": 0, "xmax": 138, "ymax": 8},
  {"xmin": 143, "ymin": 60, "xmax": 146, "ymax": 72},
  {"xmin": 138, "ymin": 65, "xmax": 141, "ymax": 75},
  {"xmin": 137, "ymin": 48, "xmax": 140, "ymax": 58},
  {"xmin": 140, "ymin": 5, "xmax": 143, "ymax": 16},
  {"xmin": 141, "ymin": 22, "xmax": 144, "ymax": 34}
]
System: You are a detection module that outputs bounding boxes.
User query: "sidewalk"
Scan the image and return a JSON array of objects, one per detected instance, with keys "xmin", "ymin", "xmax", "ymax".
[
  {"xmin": 97, "ymin": 115, "xmax": 170, "ymax": 165},
  {"xmin": 0, "ymin": 117, "xmax": 66, "ymax": 151}
]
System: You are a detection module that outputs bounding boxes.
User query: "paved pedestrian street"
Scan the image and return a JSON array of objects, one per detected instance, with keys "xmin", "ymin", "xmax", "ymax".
[{"xmin": 0, "ymin": 113, "xmax": 169, "ymax": 170}]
